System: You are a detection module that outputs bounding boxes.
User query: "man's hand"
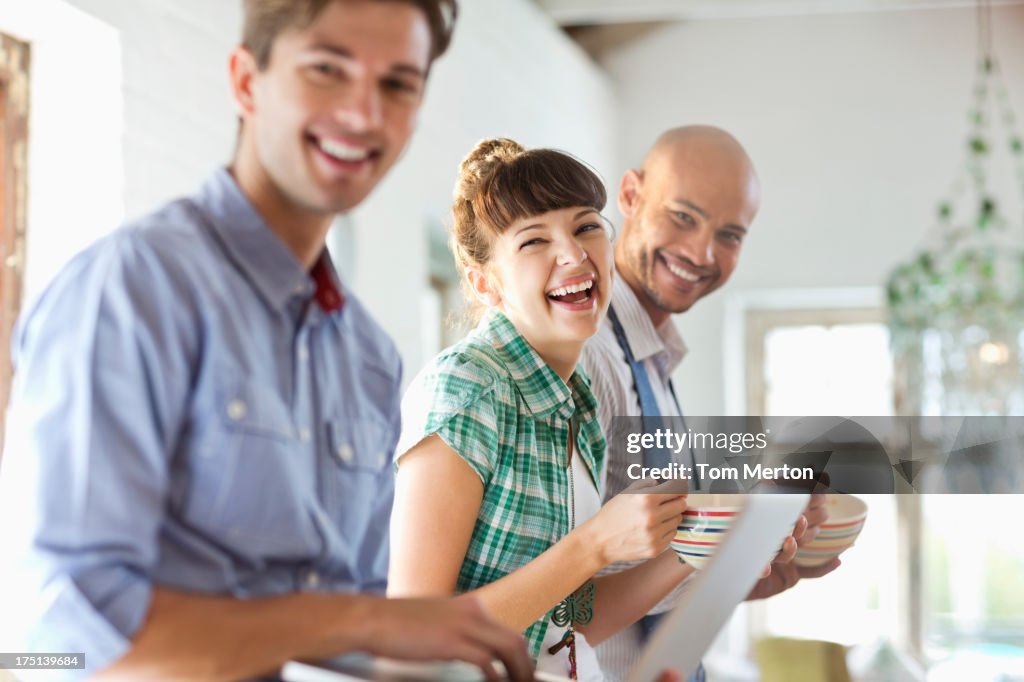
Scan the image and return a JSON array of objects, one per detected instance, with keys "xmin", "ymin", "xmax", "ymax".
[
  {"xmin": 754, "ymin": 513, "xmax": 804, "ymax": 580},
  {"xmin": 797, "ymin": 491, "xmax": 829, "ymax": 547},
  {"xmin": 747, "ymin": 557, "xmax": 841, "ymax": 600},
  {"xmin": 748, "ymin": 489, "xmax": 836, "ymax": 598},
  {"xmin": 361, "ymin": 595, "xmax": 535, "ymax": 682},
  {"xmin": 92, "ymin": 589, "xmax": 536, "ymax": 682}
]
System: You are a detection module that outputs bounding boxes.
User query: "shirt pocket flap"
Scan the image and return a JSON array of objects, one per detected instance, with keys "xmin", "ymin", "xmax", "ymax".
[
  {"xmin": 327, "ymin": 416, "xmax": 391, "ymax": 473},
  {"xmin": 217, "ymin": 377, "xmax": 296, "ymax": 441}
]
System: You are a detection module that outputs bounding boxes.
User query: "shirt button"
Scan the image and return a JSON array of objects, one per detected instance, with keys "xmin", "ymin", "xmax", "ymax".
[
  {"xmin": 336, "ymin": 444, "xmax": 354, "ymax": 464},
  {"xmin": 226, "ymin": 399, "xmax": 247, "ymax": 421},
  {"xmin": 377, "ymin": 452, "xmax": 388, "ymax": 469},
  {"xmin": 298, "ymin": 428, "xmax": 311, "ymax": 443},
  {"xmin": 305, "ymin": 571, "xmax": 320, "ymax": 589},
  {"xmin": 297, "ymin": 347, "xmax": 309, "ymax": 363}
]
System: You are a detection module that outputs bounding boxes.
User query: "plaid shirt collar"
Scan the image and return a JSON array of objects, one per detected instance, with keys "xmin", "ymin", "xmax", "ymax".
[{"xmin": 477, "ymin": 311, "xmax": 598, "ymax": 423}]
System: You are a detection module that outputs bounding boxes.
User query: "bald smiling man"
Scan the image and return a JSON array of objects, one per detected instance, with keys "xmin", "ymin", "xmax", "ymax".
[{"xmin": 580, "ymin": 126, "xmax": 837, "ymax": 682}]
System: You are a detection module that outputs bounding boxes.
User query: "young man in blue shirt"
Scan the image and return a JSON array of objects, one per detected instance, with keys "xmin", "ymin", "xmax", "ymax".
[{"xmin": 0, "ymin": 2, "xmax": 534, "ymax": 680}]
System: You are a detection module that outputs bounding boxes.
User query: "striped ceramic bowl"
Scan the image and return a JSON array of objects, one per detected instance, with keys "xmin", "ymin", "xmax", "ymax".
[
  {"xmin": 672, "ymin": 494, "xmax": 746, "ymax": 570},
  {"xmin": 794, "ymin": 494, "xmax": 867, "ymax": 567}
]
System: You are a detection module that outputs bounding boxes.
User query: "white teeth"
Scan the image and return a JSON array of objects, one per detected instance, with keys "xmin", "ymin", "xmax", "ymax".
[
  {"xmin": 548, "ymin": 279, "xmax": 594, "ymax": 297},
  {"xmin": 666, "ymin": 260, "xmax": 700, "ymax": 282},
  {"xmin": 318, "ymin": 138, "xmax": 370, "ymax": 162}
]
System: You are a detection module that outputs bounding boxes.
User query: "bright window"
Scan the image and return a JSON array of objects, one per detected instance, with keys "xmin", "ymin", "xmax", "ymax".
[
  {"xmin": 734, "ymin": 307, "xmax": 901, "ymax": 679},
  {"xmin": 719, "ymin": 299, "xmax": 1024, "ymax": 681},
  {"xmin": 923, "ymin": 494, "xmax": 1024, "ymax": 674},
  {"xmin": 763, "ymin": 323, "xmax": 893, "ymax": 416}
]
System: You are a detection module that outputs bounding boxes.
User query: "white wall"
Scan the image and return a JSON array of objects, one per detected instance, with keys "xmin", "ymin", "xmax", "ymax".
[
  {"xmin": 63, "ymin": 0, "xmax": 242, "ymax": 221},
  {"xmin": 0, "ymin": 1, "xmax": 124, "ymax": 306},
  {"xmin": 602, "ymin": 4, "xmax": 1024, "ymax": 415},
  {"xmin": 1, "ymin": 0, "xmax": 240, "ymax": 305}
]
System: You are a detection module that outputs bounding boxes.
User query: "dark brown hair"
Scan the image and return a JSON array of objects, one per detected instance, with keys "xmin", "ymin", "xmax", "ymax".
[
  {"xmin": 451, "ymin": 138, "xmax": 607, "ymax": 302},
  {"xmin": 242, "ymin": 0, "xmax": 458, "ymax": 69}
]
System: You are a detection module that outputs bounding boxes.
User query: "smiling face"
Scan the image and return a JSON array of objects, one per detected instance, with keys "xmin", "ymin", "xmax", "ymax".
[
  {"xmin": 616, "ymin": 133, "xmax": 761, "ymax": 327},
  {"xmin": 233, "ymin": 0, "xmax": 431, "ymax": 218},
  {"xmin": 470, "ymin": 206, "xmax": 613, "ymax": 373}
]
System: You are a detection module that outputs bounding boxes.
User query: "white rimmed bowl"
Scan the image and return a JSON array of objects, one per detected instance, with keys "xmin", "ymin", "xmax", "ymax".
[
  {"xmin": 795, "ymin": 493, "xmax": 868, "ymax": 567},
  {"xmin": 672, "ymin": 494, "xmax": 746, "ymax": 570}
]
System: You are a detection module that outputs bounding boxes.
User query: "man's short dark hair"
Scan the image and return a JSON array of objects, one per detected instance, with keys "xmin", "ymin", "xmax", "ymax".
[{"xmin": 242, "ymin": 0, "xmax": 458, "ymax": 69}]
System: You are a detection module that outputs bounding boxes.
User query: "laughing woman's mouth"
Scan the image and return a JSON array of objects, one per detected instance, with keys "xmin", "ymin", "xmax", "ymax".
[{"xmin": 546, "ymin": 277, "xmax": 595, "ymax": 305}]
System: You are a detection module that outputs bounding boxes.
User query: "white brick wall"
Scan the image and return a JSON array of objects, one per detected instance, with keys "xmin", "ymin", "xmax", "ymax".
[
  {"xmin": 65, "ymin": 0, "xmax": 242, "ymax": 220},
  {"xmin": 1, "ymin": 0, "xmax": 242, "ymax": 304},
  {"xmin": 0, "ymin": 0, "xmax": 125, "ymax": 305}
]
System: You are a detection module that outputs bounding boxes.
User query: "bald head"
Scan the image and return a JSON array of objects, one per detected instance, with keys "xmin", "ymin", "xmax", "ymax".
[
  {"xmin": 641, "ymin": 125, "xmax": 760, "ymax": 201},
  {"xmin": 615, "ymin": 125, "xmax": 762, "ymax": 326}
]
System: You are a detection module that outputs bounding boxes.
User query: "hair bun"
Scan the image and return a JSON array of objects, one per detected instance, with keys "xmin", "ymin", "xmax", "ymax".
[
  {"xmin": 455, "ymin": 138, "xmax": 525, "ymax": 199},
  {"xmin": 466, "ymin": 137, "xmax": 524, "ymax": 165}
]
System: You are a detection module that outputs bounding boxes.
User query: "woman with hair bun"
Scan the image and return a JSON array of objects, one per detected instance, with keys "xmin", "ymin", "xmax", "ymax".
[{"xmin": 389, "ymin": 138, "xmax": 693, "ymax": 681}]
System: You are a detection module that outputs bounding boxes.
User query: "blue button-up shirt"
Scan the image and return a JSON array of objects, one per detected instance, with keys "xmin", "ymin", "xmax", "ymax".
[{"xmin": 0, "ymin": 169, "xmax": 401, "ymax": 677}]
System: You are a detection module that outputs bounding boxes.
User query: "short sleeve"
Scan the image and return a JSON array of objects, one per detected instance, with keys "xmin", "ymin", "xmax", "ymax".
[{"xmin": 397, "ymin": 353, "xmax": 504, "ymax": 485}]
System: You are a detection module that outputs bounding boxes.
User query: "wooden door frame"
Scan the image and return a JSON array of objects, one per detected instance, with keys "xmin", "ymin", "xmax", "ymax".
[{"xmin": 0, "ymin": 32, "xmax": 31, "ymax": 457}]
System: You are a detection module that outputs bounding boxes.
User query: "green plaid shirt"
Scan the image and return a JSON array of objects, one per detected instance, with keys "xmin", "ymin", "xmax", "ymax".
[{"xmin": 397, "ymin": 311, "xmax": 606, "ymax": 658}]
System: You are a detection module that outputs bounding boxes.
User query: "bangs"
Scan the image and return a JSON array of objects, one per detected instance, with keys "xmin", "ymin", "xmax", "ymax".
[{"xmin": 472, "ymin": 149, "xmax": 607, "ymax": 234}]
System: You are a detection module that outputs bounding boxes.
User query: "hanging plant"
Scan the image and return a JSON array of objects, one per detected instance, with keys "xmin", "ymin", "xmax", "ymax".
[{"xmin": 886, "ymin": 0, "xmax": 1024, "ymax": 416}]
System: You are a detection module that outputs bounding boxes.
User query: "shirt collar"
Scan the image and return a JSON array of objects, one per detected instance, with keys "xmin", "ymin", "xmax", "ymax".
[
  {"xmin": 195, "ymin": 167, "xmax": 342, "ymax": 314},
  {"xmin": 610, "ymin": 268, "xmax": 688, "ymax": 374},
  {"xmin": 477, "ymin": 311, "xmax": 597, "ymax": 422}
]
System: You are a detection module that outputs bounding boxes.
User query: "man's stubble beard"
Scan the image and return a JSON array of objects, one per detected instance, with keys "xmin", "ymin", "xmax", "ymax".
[{"xmin": 627, "ymin": 216, "xmax": 692, "ymax": 317}]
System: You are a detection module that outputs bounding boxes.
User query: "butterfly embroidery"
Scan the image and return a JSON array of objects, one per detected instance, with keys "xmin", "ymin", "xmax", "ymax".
[{"xmin": 552, "ymin": 580, "xmax": 595, "ymax": 627}]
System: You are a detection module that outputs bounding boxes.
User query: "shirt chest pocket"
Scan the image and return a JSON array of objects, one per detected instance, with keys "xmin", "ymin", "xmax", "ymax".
[
  {"xmin": 319, "ymin": 414, "xmax": 394, "ymax": 547},
  {"xmin": 219, "ymin": 378, "xmax": 297, "ymax": 440},
  {"xmin": 325, "ymin": 417, "xmax": 391, "ymax": 473},
  {"xmin": 180, "ymin": 378, "xmax": 321, "ymax": 558}
]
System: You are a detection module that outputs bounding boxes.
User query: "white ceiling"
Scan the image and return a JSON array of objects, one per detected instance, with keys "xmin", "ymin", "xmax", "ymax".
[{"xmin": 535, "ymin": 0, "xmax": 1024, "ymax": 25}]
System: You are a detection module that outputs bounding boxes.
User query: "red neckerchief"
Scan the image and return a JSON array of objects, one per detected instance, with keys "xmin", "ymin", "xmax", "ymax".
[{"xmin": 310, "ymin": 256, "xmax": 345, "ymax": 313}]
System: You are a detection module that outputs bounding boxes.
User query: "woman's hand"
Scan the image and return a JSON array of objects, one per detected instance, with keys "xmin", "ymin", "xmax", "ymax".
[{"xmin": 581, "ymin": 481, "xmax": 687, "ymax": 565}]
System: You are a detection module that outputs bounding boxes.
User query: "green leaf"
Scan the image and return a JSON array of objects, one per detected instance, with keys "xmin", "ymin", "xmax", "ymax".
[{"xmin": 918, "ymin": 252, "xmax": 934, "ymax": 273}]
